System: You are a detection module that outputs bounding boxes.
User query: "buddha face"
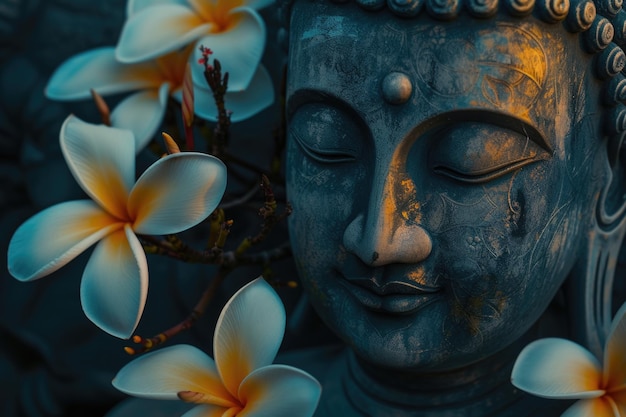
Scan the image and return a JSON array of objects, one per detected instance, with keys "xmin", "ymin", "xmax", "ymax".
[{"xmin": 286, "ymin": 1, "xmax": 605, "ymax": 370}]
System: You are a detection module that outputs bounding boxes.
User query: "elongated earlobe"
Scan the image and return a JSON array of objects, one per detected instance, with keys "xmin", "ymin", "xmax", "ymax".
[
  {"xmin": 599, "ymin": 133, "xmax": 626, "ymax": 226},
  {"xmin": 568, "ymin": 131, "xmax": 626, "ymax": 357}
]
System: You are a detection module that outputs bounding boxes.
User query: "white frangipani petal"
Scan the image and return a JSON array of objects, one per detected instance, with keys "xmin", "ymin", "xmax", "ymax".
[
  {"xmin": 603, "ymin": 302, "xmax": 626, "ymax": 389},
  {"xmin": 7, "ymin": 200, "xmax": 123, "ymax": 281},
  {"xmin": 191, "ymin": 7, "xmax": 266, "ymax": 92},
  {"xmin": 46, "ymin": 47, "xmax": 161, "ymax": 100},
  {"xmin": 129, "ymin": 152, "xmax": 226, "ymax": 235},
  {"xmin": 511, "ymin": 338, "xmax": 604, "ymax": 399},
  {"xmin": 214, "ymin": 278, "xmax": 286, "ymax": 398},
  {"xmin": 561, "ymin": 398, "xmax": 619, "ymax": 417},
  {"xmin": 113, "ymin": 344, "xmax": 236, "ymax": 405},
  {"xmin": 110, "ymin": 84, "xmax": 170, "ymax": 152},
  {"xmin": 192, "ymin": 83, "xmax": 218, "ymax": 122},
  {"xmin": 80, "ymin": 225, "xmax": 148, "ymax": 339},
  {"xmin": 612, "ymin": 390, "xmax": 626, "ymax": 415},
  {"xmin": 60, "ymin": 115, "xmax": 135, "ymax": 220},
  {"xmin": 117, "ymin": 5, "xmax": 214, "ymax": 63},
  {"xmin": 195, "ymin": 65, "xmax": 274, "ymax": 123},
  {"xmin": 238, "ymin": 365, "xmax": 321, "ymax": 417},
  {"xmin": 181, "ymin": 405, "xmax": 233, "ymax": 417}
]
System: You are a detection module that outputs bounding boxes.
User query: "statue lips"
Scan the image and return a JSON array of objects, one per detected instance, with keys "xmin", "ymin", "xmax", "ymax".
[{"xmin": 340, "ymin": 276, "xmax": 443, "ymax": 315}]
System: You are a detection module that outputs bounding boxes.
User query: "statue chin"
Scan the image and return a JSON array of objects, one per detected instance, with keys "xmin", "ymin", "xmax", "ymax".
[{"xmin": 284, "ymin": 0, "xmax": 626, "ymax": 413}]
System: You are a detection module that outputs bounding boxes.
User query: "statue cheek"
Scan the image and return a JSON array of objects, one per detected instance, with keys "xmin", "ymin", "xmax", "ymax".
[{"xmin": 419, "ymin": 186, "xmax": 527, "ymax": 333}]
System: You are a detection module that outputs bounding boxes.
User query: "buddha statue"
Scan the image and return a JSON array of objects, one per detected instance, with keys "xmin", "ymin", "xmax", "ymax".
[{"xmin": 282, "ymin": 0, "xmax": 626, "ymax": 415}]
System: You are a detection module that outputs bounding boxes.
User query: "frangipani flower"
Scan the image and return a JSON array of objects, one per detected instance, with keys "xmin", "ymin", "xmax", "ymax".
[
  {"xmin": 7, "ymin": 115, "xmax": 227, "ymax": 339},
  {"xmin": 45, "ymin": 45, "xmax": 200, "ymax": 151},
  {"xmin": 112, "ymin": 278, "xmax": 322, "ymax": 417},
  {"xmin": 511, "ymin": 302, "xmax": 626, "ymax": 416},
  {"xmin": 116, "ymin": 0, "xmax": 273, "ymax": 93}
]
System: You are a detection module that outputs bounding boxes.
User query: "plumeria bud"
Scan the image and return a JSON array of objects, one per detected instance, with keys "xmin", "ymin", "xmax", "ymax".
[
  {"xmin": 162, "ymin": 132, "xmax": 181, "ymax": 154},
  {"xmin": 182, "ymin": 63, "xmax": 194, "ymax": 128},
  {"xmin": 124, "ymin": 347, "xmax": 137, "ymax": 355},
  {"xmin": 90, "ymin": 89, "xmax": 111, "ymax": 126},
  {"xmin": 182, "ymin": 63, "xmax": 195, "ymax": 150}
]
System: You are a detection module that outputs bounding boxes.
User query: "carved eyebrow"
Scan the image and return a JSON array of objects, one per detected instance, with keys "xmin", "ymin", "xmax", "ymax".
[
  {"xmin": 286, "ymin": 89, "xmax": 373, "ymax": 145},
  {"xmin": 410, "ymin": 109, "xmax": 553, "ymax": 155},
  {"xmin": 287, "ymin": 89, "xmax": 358, "ymax": 120}
]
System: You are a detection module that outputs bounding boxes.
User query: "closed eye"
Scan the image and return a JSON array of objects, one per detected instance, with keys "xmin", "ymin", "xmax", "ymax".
[
  {"xmin": 288, "ymin": 100, "xmax": 365, "ymax": 165},
  {"xmin": 292, "ymin": 130, "xmax": 358, "ymax": 163},
  {"xmin": 433, "ymin": 155, "xmax": 539, "ymax": 183},
  {"xmin": 428, "ymin": 120, "xmax": 549, "ymax": 184}
]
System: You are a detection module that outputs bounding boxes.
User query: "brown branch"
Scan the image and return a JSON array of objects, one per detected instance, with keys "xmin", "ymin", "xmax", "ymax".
[
  {"xmin": 202, "ymin": 55, "xmax": 231, "ymax": 156},
  {"xmin": 129, "ymin": 177, "xmax": 292, "ymax": 352},
  {"xmin": 125, "ymin": 267, "xmax": 230, "ymax": 355}
]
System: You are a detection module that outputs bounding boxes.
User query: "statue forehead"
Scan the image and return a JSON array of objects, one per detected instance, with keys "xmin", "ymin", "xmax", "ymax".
[
  {"xmin": 292, "ymin": 12, "xmax": 549, "ymax": 91},
  {"xmin": 288, "ymin": 4, "xmax": 576, "ymax": 147},
  {"xmin": 285, "ymin": 0, "xmax": 626, "ymax": 139}
]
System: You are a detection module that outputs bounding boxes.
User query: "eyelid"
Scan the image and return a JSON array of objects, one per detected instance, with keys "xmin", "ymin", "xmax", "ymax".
[
  {"xmin": 408, "ymin": 109, "xmax": 553, "ymax": 155},
  {"xmin": 433, "ymin": 155, "xmax": 542, "ymax": 183},
  {"xmin": 288, "ymin": 95, "xmax": 367, "ymax": 164},
  {"xmin": 287, "ymin": 89, "xmax": 349, "ymax": 120},
  {"xmin": 292, "ymin": 130, "xmax": 358, "ymax": 163},
  {"xmin": 427, "ymin": 118, "xmax": 550, "ymax": 184}
]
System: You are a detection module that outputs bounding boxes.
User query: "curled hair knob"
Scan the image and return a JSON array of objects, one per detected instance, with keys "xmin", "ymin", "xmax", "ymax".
[
  {"xmin": 358, "ymin": 0, "xmax": 387, "ymax": 10},
  {"xmin": 536, "ymin": 0, "xmax": 570, "ymax": 22},
  {"xmin": 604, "ymin": 73, "xmax": 626, "ymax": 105},
  {"xmin": 584, "ymin": 16, "xmax": 615, "ymax": 51},
  {"xmin": 504, "ymin": 0, "xmax": 535, "ymax": 15},
  {"xmin": 466, "ymin": 0, "xmax": 499, "ymax": 17},
  {"xmin": 596, "ymin": 42, "xmax": 626, "ymax": 78},
  {"xmin": 566, "ymin": 0, "xmax": 596, "ymax": 31},
  {"xmin": 612, "ymin": 11, "xmax": 626, "ymax": 47},
  {"xmin": 387, "ymin": 0, "xmax": 425, "ymax": 15},
  {"xmin": 596, "ymin": 0, "xmax": 623, "ymax": 18},
  {"xmin": 426, "ymin": 0, "xmax": 461, "ymax": 19}
]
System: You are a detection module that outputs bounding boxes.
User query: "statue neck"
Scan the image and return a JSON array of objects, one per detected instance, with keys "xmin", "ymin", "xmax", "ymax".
[{"xmin": 315, "ymin": 324, "xmax": 568, "ymax": 416}]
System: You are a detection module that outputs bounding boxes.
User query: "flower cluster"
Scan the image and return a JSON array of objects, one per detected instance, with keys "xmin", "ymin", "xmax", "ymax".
[
  {"xmin": 45, "ymin": 0, "xmax": 275, "ymax": 151},
  {"xmin": 6, "ymin": 1, "xmax": 319, "ymax": 415}
]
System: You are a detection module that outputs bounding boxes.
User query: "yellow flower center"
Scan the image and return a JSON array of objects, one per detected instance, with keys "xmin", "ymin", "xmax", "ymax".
[
  {"xmin": 154, "ymin": 45, "xmax": 194, "ymax": 91},
  {"xmin": 190, "ymin": 0, "xmax": 245, "ymax": 32}
]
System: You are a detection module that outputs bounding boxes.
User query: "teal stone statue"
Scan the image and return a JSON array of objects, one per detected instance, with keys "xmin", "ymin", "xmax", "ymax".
[{"xmin": 283, "ymin": 0, "xmax": 626, "ymax": 414}]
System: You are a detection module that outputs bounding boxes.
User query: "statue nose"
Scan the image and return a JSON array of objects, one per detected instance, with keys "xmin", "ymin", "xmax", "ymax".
[
  {"xmin": 343, "ymin": 209, "xmax": 432, "ymax": 267},
  {"xmin": 343, "ymin": 166, "xmax": 432, "ymax": 266}
]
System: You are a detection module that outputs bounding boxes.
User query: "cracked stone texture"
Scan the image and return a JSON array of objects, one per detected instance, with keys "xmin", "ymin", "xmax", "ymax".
[{"xmin": 0, "ymin": 1, "xmax": 328, "ymax": 416}]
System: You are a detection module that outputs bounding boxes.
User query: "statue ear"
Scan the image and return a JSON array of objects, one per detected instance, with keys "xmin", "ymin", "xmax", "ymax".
[
  {"xmin": 599, "ymin": 133, "xmax": 626, "ymax": 226},
  {"xmin": 567, "ymin": 132, "xmax": 626, "ymax": 357}
]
